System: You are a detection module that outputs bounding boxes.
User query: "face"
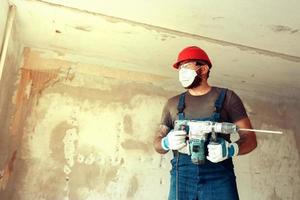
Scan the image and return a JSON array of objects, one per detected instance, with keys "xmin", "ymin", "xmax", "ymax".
[{"xmin": 178, "ymin": 61, "xmax": 204, "ymax": 89}]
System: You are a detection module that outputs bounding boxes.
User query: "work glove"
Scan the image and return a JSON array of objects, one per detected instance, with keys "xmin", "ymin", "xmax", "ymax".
[
  {"xmin": 161, "ymin": 130, "xmax": 187, "ymax": 151},
  {"xmin": 206, "ymin": 138, "xmax": 239, "ymax": 163},
  {"xmin": 178, "ymin": 141, "xmax": 190, "ymax": 155}
]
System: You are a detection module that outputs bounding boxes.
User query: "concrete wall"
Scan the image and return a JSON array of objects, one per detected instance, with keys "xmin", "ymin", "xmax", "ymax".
[{"xmin": 0, "ymin": 48, "xmax": 299, "ymax": 200}]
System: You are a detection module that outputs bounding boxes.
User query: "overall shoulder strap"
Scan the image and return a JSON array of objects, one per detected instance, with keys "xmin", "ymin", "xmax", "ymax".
[
  {"xmin": 177, "ymin": 92, "xmax": 186, "ymax": 120},
  {"xmin": 214, "ymin": 88, "xmax": 227, "ymax": 113}
]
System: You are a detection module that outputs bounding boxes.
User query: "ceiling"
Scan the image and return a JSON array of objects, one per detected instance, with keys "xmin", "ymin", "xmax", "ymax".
[{"xmin": 7, "ymin": 0, "xmax": 300, "ymax": 99}]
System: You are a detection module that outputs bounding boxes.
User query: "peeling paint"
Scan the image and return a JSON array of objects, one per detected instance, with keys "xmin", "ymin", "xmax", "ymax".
[
  {"xmin": 23, "ymin": 48, "xmax": 169, "ymax": 83},
  {"xmin": 63, "ymin": 127, "xmax": 79, "ymax": 200},
  {"xmin": 77, "ymin": 154, "xmax": 84, "ymax": 163},
  {"xmin": 24, "ymin": 80, "xmax": 32, "ymax": 99},
  {"xmin": 63, "ymin": 128, "xmax": 78, "ymax": 167},
  {"xmin": 10, "ymin": 67, "xmax": 59, "ymax": 135},
  {"xmin": 84, "ymin": 153, "xmax": 96, "ymax": 165}
]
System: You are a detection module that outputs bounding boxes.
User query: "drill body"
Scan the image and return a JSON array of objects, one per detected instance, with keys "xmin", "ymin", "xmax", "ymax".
[{"xmin": 174, "ymin": 120, "xmax": 239, "ymax": 164}]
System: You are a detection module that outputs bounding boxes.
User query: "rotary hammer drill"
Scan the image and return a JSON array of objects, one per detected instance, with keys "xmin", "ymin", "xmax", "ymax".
[{"xmin": 174, "ymin": 120, "xmax": 239, "ymax": 165}]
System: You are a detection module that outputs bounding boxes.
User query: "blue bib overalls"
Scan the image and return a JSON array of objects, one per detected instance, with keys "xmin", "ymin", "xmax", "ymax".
[{"xmin": 168, "ymin": 89, "xmax": 239, "ymax": 200}]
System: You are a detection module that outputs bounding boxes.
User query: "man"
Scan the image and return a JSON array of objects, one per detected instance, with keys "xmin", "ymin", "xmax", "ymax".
[{"xmin": 153, "ymin": 46, "xmax": 257, "ymax": 200}]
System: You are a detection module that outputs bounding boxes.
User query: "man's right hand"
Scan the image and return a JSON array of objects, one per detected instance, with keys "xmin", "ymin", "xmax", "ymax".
[{"xmin": 161, "ymin": 130, "xmax": 187, "ymax": 151}]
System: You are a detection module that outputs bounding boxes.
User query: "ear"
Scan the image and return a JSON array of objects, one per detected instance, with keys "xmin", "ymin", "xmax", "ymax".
[{"xmin": 200, "ymin": 65, "xmax": 209, "ymax": 75}]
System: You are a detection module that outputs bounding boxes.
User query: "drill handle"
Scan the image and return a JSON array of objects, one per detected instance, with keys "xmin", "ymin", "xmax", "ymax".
[{"xmin": 209, "ymin": 128, "xmax": 219, "ymax": 145}]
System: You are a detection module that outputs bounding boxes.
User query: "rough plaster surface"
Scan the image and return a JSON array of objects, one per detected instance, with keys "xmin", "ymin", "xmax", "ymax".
[
  {"xmin": 0, "ymin": 17, "xmax": 22, "ymax": 199},
  {"xmin": 0, "ymin": 49, "xmax": 298, "ymax": 200},
  {"xmin": 1, "ymin": 0, "xmax": 299, "ymax": 199},
  {"xmin": 18, "ymin": 90, "xmax": 168, "ymax": 200},
  {"xmin": 235, "ymin": 104, "xmax": 300, "ymax": 199},
  {"xmin": 1, "ymin": 48, "xmax": 172, "ymax": 200}
]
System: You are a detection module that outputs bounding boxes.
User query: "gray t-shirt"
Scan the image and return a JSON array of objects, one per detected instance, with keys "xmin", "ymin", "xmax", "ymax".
[{"xmin": 161, "ymin": 87, "xmax": 247, "ymax": 132}]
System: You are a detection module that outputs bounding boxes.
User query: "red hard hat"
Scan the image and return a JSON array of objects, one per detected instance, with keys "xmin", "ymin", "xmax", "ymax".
[{"xmin": 173, "ymin": 46, "xmax": 212, "ymax": 69}]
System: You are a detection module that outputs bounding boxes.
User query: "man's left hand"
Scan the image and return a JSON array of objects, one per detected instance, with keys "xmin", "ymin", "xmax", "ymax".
[{"xmin": 206, "ymin": 138, "xmax": 239, "ymax": 163}]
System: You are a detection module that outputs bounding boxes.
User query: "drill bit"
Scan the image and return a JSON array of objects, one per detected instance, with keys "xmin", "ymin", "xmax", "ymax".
[{"xmin": 239, "ymin": 128, "xmax": 283, "ymax": 134}]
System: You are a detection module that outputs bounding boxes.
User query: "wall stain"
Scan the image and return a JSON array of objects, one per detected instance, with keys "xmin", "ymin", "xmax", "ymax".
[
  {"xmin": 50, "ymin": 121, "xmax": 75, "ymax": 162},
  {"xmin": 0, "ymin": 150, "xmax": 17, "ymax": 191},
  {"xmin": 10, "ymin": 48, "xmax": 78, "ymax": 137},
  {"xmin": 67, "ymin": 162, "xmax": 121, "ymax": 198},
  {"xmin": 121, "ymin": 139, "xmax": 152, "ymax": 153},
  {"xmin": 41, "ymin": 166, "xmax": 66, "ymax": 200},
  {"xmin": 123, "ymin": 114, "xmax": 133, "ymax": 135},
  {"xmin": 10, "ymin": 67, "xmax": 59, "ymax": 136},
  {"xmin": 270, "ymin": 25, "xmax": 299, "ymax": 34},
  {"xmin": 126, "ymin": 175, "xmax": 138, "ymax": 198},
  {"xmin": 269, "ymin": 188, "xmax": 282, "ymax": 200}
]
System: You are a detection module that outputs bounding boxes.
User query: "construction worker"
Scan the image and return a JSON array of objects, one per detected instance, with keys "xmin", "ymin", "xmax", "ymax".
[{"xmin": 153, "ymin": 46, "xmax": 257, "ymax": 200}]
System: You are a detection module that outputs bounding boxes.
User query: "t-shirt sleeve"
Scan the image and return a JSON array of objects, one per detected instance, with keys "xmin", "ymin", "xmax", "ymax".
[
  {"xmin": 160, "ymin": 100, "xmax": 173, "ymax": 129},
  {"xmin": 225, "ymin": 90, "xmax": 248, "ymax": 123}
]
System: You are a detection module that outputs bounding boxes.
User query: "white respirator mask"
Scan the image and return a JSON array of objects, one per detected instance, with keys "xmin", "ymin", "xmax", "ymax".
[{"xmin": 179, "ymin": 68, "xmax": 198, "ymax": 88}]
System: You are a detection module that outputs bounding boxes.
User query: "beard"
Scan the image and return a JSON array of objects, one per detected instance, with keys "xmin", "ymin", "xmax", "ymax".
[{"xmin": 185, "ymin": 75, "xmax": 202, "ymax": 89}]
